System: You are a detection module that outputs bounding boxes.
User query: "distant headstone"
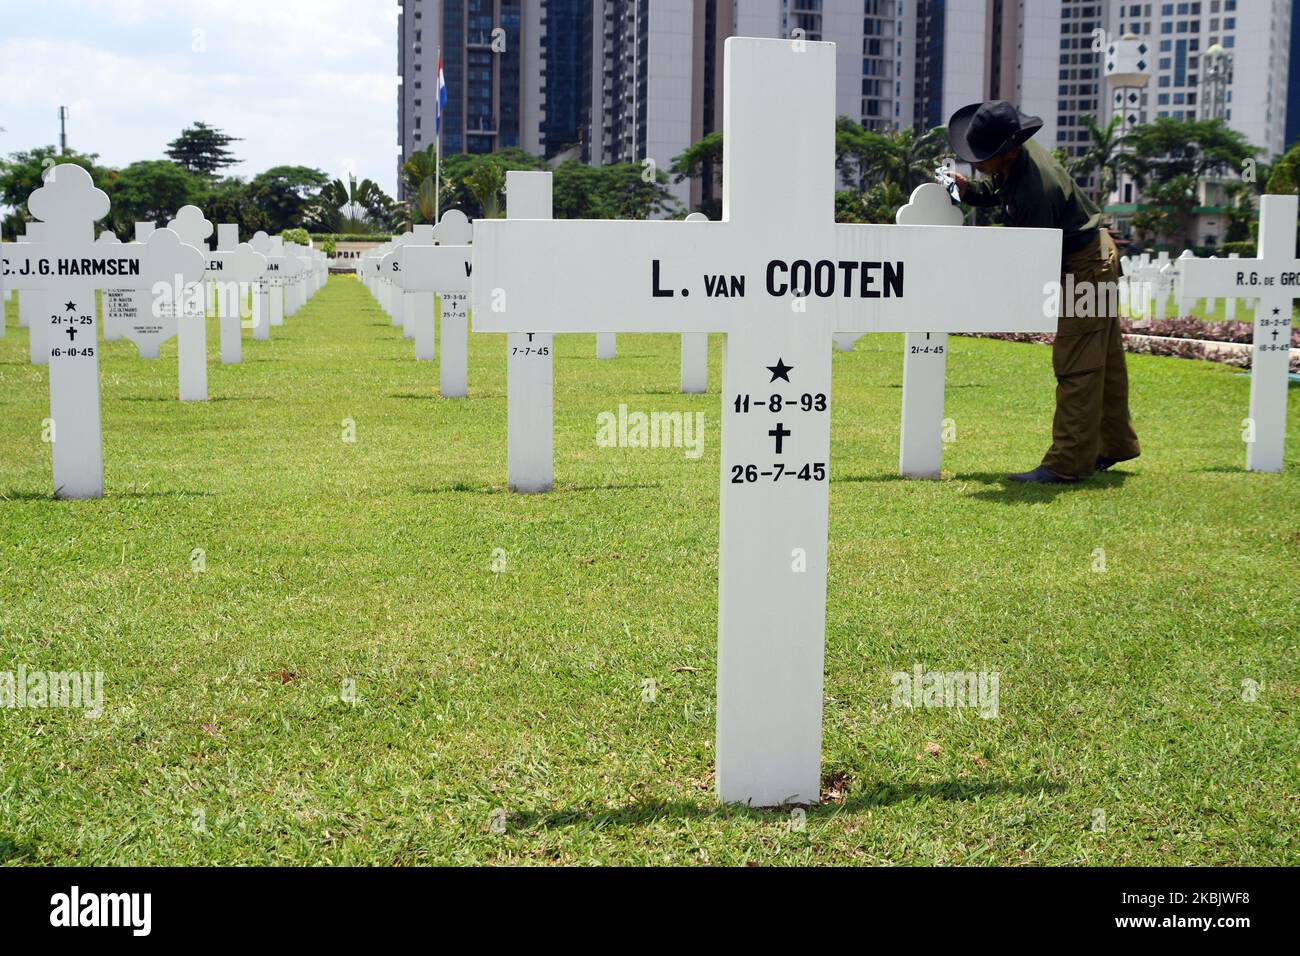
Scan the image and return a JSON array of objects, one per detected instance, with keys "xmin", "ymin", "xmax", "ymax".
[
  {"xmin": 394, "ymin": 209, "xmax": 474, "ymax": 395},
  {"xmin": 210, "ymin": 224, "xmax": 267, "ymax": 365},
  {"xmin": 165, "ymin": 205, "xmax": 214, "ymax": 401}
]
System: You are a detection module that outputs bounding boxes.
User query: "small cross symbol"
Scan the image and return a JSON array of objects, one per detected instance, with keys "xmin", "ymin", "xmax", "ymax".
[
  {"xmin": 769, "ymin": 422, "xmax": 791, "ymax": 454},
  {"xmin": 65, "ymin": 325, "xmax": 78, "ymax": 341},
  {"xmin": 1272, "ymin": 329, "xmax": 1280, "ymax": 341}
]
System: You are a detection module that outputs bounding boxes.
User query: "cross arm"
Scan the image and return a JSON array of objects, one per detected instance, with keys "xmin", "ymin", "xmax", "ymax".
[
  {"xmin": 1, "ymin": 232, "xmax": 206, "ymax": 292},
  {"xmin": 1179, "ymin": 254, "xmax": 1298, "ymax": 300},
  {"xmin": 396, "ymin": 244, "xmax": 473, "ymax": 293},
  {"xmin": 471, "ymin": 218, "xmax": 1060, "ymax": 335},
  {"xmin": 830, "ymin": 223, "xmax": 1060, "ymax": 333}
]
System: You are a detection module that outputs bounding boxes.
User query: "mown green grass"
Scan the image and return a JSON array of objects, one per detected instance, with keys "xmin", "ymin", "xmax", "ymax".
[{"xmin": 0, "ymin": 277, "xmax": 1296, "ymax": 866}]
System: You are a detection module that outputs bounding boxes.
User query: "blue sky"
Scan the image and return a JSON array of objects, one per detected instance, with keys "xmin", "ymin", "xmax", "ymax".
[{"xmin": 0, "ymin": 0, "xmax": 400, "ymax": 194}]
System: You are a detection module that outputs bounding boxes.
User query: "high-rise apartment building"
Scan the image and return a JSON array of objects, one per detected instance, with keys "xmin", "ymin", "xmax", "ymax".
[
  {"xmin": 1103, "ymin": 0, "xmax": 1290, "ymax": 158},
  {"xmin": 396, "ymin": 1, "xmax": 1290, "ymax": 203}
]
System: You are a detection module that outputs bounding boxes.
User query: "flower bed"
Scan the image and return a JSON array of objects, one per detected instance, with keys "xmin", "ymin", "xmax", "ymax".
[{"xmin": 959, "ymin": 324, "xmax": 1300, "ymax": 374}]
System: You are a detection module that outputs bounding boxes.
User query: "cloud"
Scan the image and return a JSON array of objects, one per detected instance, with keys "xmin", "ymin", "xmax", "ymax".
[{"xmin": 0, "ymin": 1, "xmax": 397, "ymax": 195}]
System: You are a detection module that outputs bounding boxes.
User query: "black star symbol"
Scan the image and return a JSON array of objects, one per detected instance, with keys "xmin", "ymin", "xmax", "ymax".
[
  {"xmin": 1273, "ymin": 308, "xmax": 1281, "ymax": 315},
  {"xmin": 64, "ymin": 301, "xmax": 76, "ymax": 312},
  {"xmin": 766, "ymin": 358, "xmax": 793, "ymax": 382}
]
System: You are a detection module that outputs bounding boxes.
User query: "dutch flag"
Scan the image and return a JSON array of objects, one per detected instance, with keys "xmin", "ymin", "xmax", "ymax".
[{"xmin": 436, "ymin": 52, "xmax": 448, "ymax": 137}]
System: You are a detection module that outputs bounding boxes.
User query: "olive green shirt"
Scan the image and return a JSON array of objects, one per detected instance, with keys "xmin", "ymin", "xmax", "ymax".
[{"xmin": 962, "ymin": 139, "xmax": 1102, "ymax": 254}]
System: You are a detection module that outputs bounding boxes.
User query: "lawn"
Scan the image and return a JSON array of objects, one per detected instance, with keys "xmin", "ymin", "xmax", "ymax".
[{"xmin": 0, "ymin": 277, "xmax": 1296, "ymax": 866}]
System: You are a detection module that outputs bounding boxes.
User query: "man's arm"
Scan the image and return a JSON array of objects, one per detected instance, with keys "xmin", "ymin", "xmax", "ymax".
[{"xmin": 952, "ymin": 173, "xmax": 1000, "ymax": 207}]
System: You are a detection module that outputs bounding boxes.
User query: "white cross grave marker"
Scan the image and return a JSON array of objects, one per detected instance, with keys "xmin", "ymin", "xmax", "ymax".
[
  {"xmin": 95, "ymin": 231, "xmax": 123, "ymax": 341},
  {"xmin": 388, "ymin": 225, "xmax": 437, "ymax": 359},
  {"xmin": 471, "ymin": 37, "xmax": 1059, "ymax": 805},
  {"xmin": 1180, "ymin": 193, "xmax": 1299, "ymax": 472},
  {"xmin": 211, "ymin": 224, "xmax": 267, "ymax": 365},
  {"xmin": 166, "ymin": 205, "xmax": 214, "ymax": 401},
  {"xmin": 503, "ymin": 171, "xmax": 554, "ymax": 493},
  {"xmin": 391, "ymin": 209, "xmax": 474, "ymax": 396},
  {"xmin": 19, "ymin": 225, "xmax": 51, "ymax": 364},
  {"xmin": 117, "ymin": 222, "xmax": 185, "ymax": 359},
  {"xmin": 248, "ymin": 232, "xmax": 273, "ymax": 340},
  {"xmin": 2, "ymin": 164, "xmax": 205, "ymax": 498},
  {"xmin": 1222, "ymin": 252, "xmax": 1242, "ymax": 323},
  {"xmin": 895, "ymin": 183, "xmax": 964, "ymax": 478}
]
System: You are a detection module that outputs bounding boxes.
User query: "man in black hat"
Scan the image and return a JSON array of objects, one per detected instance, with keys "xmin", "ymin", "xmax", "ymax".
[{"xmin": 945, "ymin": 100, "xmax": 1140, "ymax": 484}]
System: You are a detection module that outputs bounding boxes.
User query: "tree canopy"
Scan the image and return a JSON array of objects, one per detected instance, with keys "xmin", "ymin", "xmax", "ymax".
[{"xmin": 165, "ymin": 122, "xmax": 243, "ymax": 177}]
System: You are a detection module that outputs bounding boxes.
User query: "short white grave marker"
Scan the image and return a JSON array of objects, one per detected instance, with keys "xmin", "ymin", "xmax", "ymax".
[
  {"xmin": 895, "ymin": 183, "xmax": 964, "ymax": 479},
  {"xmin": 166, "ymin": 205, "xmax": 214, "ymax": 401}
]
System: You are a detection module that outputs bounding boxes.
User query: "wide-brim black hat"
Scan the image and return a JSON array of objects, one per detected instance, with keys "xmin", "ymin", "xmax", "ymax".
[{"xmin": 947, "ymin": 100, "xmax": 1043, "ymax": 163}]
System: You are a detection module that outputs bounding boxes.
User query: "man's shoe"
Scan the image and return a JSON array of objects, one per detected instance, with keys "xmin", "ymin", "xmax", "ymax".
[
  {"xmin": 1008, "ymin": 466, "xmax": 1078, "ymax": 484},
  {"xmin": 1095, "ymin": 453, "xmax": 1138, "ymax": 472}
]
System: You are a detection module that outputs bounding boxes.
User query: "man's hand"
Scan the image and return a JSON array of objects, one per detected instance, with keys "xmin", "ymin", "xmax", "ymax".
[{"xmin": 949, "ymin": 172, "xmax": 969, "ymax": 199}]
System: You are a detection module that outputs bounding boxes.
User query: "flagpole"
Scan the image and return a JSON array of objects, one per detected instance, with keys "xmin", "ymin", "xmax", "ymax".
[{"xmin": 434, "ymin": 45, "xmax": 442, "ymax": 224}]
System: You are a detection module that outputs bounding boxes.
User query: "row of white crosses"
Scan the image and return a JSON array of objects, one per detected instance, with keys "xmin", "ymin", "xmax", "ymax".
[
  {"xmin": 1, "ymin": 165, "xmax": 207, "ymax": 498},
  {"xmin": 472, "ymin": 37, "xmax": 1060, "ymax": 806},
  {"xmin": 362, "ymin": 204, "xmax": 714, "ymax": 402}
]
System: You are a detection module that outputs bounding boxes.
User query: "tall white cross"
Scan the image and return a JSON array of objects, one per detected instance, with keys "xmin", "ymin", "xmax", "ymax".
[
  {"xmin": 2, "ymin": 164, "xmax": 205, "ymax": 498},
  {"xmin": 472, "ymin": 37, "xmax": 1059, "ymax": 805},
  {"xmin": 1181, "ymin": 193, "xmax": 1298, "ymax": 472}
]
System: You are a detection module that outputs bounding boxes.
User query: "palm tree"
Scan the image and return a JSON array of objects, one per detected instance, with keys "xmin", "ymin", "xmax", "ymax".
[
  {"xmin": 312, "ymin": 174, "xmax": 397, "ymax": 233},
  {"xmin": 1072, "ymin": 115, "xmax": 1129, "ymax": 206},
  {"xmin": 401, "ymin": 147, "xmax": 450, "ymax": 224},
  {"xmin": 464, "ymin": 163, "xmax": 506, "ymax": 219},
  {"xmin": 859, "ymin": 126, "xmax": 950, "ymax": 193}
]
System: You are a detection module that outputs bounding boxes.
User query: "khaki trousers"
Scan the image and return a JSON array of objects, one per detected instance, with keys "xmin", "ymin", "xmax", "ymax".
[{"xmin": 1040, "ymin": 229, "xmax": 1141, "ymax": 478}]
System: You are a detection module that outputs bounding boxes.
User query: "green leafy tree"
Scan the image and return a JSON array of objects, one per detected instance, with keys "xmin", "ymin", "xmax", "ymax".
[
  {"xmin": 401, "ymin": 147, "xmax": 442, "ymax": 224},
  {"xmin": 1132, "ymin": 174, "xmax": 1199, "ymax": 246},
  {"xmin": 279, "ymin": 227, "xmax": 311, "ymax": 246},
  {"xmin": 0, "ymin": 146, "xmax": 109, "ymax": 237},
  {"xmin": 165, "ymin": 122, "xmax": 243, "ymax": 177},
  {"xmin": 106, "ymin": 160, "xmax": 206, "ymax": 235},
  {"xmin": 246, "ymin": 165, "xmax": 330, "ymax": 234},
  {"xmin": 669, "ymin": 131, "xmax": 723, "ymax": 218},
  {"xmin": 1125, "ymin": 117, "xmax": 1257, "ymax": 185},
  {"xmin": 1070, "ymin": 115, "xmax": 1127, "ymax": 206},
  {"xmin": 199, "ymin": 177, "xmax": 270, "ymax": 238},
  {"xmin": 1264, "ymin": 141, "xmax": 1300, "ymax": 194},
  {"xmin": 439, "ymin": 149, "xmax": 544, "ymax": 218},
  {"xmin": 551, "ymin": 161, "xmax": 682, "ymax": 220},
  {"xmin": 465, "ymin": 163, "xmax": 506, "ymax": 219}
]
